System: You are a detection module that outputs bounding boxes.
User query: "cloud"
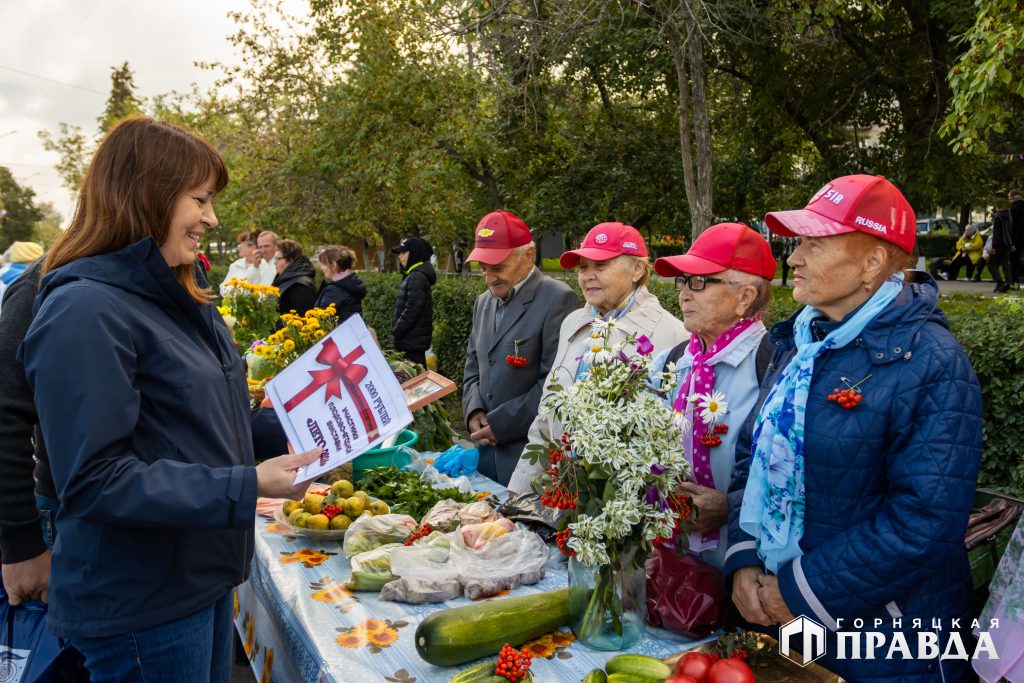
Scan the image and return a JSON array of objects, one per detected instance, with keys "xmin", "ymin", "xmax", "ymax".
[{"xmin": 0, "ymin": 0, "xmax": 308, "ymax": 222}]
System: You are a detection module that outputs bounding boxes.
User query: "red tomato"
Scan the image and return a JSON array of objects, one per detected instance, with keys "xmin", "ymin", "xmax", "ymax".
[
  {"xmin": 708, "ymin": 657, "xmax": 756, "ymax": 683},
  {"xmin": 674, "ymin": 652, "xmax": 713, "ymax": 683},
  {"xmin": 667, "ymin": 676, "xmax": 701, "ymax": 683}
]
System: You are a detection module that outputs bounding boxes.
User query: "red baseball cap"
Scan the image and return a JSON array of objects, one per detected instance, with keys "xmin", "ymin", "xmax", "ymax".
[
  {"xmin": 655, "ymin": 222, "xmax": 777, "ymax": 280},
  {"xmin": 560, "ymin": 222, "xmax": 648, "ymax": 268},
  {"xmin": 765, "ymin": 174, "xmax": 916, "ymax": 253},
  {"xmin": 466, "ymin": 211, "xmax": 533, "ymax": 265}
]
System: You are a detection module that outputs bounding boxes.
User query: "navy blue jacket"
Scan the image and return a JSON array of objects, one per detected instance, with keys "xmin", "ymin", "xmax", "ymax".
[
  {"xmin": 315, "ymin": 273, "xmax": 366, "ymax": 323},
  {"xmin": 725, "ymin": 274, "xmax": 982, "ymax": 682},
  {"xmin": 20, "ymin": 238, "xmax": 258, "ymax": 639}
]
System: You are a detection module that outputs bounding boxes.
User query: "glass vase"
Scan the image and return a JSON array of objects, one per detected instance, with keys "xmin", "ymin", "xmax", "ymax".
[{"xmin": 568, "ymin": 552, "xmax": 646, "ymax": 650}]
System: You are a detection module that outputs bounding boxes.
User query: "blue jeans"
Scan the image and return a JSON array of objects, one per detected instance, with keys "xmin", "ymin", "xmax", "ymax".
[
  {"xmin": 70, "ymin": 591, "xmax": 234, "ymax": 683},
  {"xmin": 36, "ymin": 494, "xmax": 59, "ymax": 550}
]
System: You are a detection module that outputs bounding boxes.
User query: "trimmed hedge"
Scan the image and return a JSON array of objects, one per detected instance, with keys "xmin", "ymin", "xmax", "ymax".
[{"xmin": 915, "ymin": 233, "xmax": 960, "ymax": 259}]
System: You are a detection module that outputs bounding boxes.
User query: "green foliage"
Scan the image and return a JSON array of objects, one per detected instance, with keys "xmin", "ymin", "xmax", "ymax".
[
  {"xmin": 942, "ymin": 0, "xmax": 1024, "ymax": 153},
  {"xmin": 98, "ymin": 62, "xmax": 144, "ymax": 133},
  {"xmin": 31, "ymin": 202, "xmax": 63, "ymax": 248},
  {"xmin": 360, "ymin": 272, "xmax": 402, "ymax": 349},
  {"xmin": 915, "ymin": 234, "xmax": 961, "ymax": 259},
  {"xmin": 0, "ymin": 166, "xmax": 44, "ymax": 250},
  {"xmin": 39, "ymin": 61, "xmax": 145, "ymax": 196},
  {"xmin": 385, "ymin": 351, "xmax": 458, "ymax": 452},
  {"xmin": 431, "ymin": 276, "xmax": 488, "ymax": 381},
  {"xmin": 942, "ymin": 295, "xmax": 1024, "ymax": 494}
]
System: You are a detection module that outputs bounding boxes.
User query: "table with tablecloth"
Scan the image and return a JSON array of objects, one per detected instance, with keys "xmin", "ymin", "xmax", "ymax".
[{"xmin": 234, "ymin": 475, "xmax": 711, "ymax": 683}]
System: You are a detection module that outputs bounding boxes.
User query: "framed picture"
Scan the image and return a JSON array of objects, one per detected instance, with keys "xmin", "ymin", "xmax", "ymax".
[{"xmin": 400, "ymin": 370, "xmax": 457, "ymax": 411}]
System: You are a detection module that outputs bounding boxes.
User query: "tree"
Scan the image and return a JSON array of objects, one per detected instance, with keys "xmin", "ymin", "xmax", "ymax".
[
  {"xmin": 98, "ymin": 61, "xmax": 144, "ymax": 132},
  {"xmin": 32, "ymin": 201, "xmax": 64, "ymax": 248},
  {"xmin": 0, "ymin": 166, "xmax": 45, "ymax": 251},
  {"xmin": 942, "ymin": 0, "xmax": 1024, "ymax": 154},
  {"xmin": 39, "ymin": 61, "xmax": 145, "ymax": 196}
]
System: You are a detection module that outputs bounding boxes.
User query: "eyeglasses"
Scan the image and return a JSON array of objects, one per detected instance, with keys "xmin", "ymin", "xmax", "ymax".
[{"xmin": 674, "ymin": 274, "xmax": 730, "ymax": 291}]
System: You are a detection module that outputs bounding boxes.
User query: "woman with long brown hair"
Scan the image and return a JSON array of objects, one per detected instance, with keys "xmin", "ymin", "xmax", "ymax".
[{"xmin": 21, "ymin": 116, "xmax": 320, "ymax": 682}]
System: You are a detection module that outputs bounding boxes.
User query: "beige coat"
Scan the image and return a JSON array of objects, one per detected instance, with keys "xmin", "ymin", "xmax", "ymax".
[{"xmin": 506, "ymin": 285, "xmax": 688, "ymax": 492}]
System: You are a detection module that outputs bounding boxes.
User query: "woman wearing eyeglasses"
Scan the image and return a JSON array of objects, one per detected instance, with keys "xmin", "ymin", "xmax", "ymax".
[{"xmin": 648, "ymin": 223, "xmax": 776, "ymax": 569}]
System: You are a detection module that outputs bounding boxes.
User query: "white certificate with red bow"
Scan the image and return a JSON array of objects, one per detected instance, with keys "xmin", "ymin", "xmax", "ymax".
[{"xmin": 264, "ymin": 315, "xmax": 413, "ymax": 483}]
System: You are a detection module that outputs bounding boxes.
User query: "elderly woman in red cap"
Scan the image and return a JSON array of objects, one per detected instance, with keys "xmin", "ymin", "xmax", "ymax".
[
  {"xmin": 647, "ymin": 222, "xmax": 776, "ymax": 569},
  {"xmin": 507, "ymin": 222, "xmax": 687, "ymax": 492},
  {"xmin": 727, "ymin": 175, "xmax": 982, "ymax": 683}
]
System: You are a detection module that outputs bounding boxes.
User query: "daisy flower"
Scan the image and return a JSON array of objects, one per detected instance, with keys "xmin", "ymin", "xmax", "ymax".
[
  {"xmin": 582, "ymin": 344, "xmax": 612, "ymax": 365},
  {"xmin": 697, "ymin": 390, "xmax": 729, "ymax": 424},
  {"xmin": 673, "ymin": 410, "xmax": 692, "ymax": 433}
]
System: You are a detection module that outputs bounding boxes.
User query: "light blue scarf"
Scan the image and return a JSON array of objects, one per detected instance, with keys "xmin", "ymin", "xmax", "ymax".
[
  {"xmin": 739, "ymin": 273, "xmax": 904, "ymax": 572},
  {"xmin": 574, "ymin": 288, "xmax": 641, "ymax": 380}
]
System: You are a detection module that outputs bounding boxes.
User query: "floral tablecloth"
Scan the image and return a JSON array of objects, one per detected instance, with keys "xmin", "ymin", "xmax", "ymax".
[{"xmin": 234, "ymin": 477, "xmax": 711, "ymax": 682}]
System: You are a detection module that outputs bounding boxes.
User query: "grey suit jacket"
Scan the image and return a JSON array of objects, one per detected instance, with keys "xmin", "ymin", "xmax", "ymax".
[{"xmin": 462, "ymin": 270, "xmax": 579, "ymax": 484}]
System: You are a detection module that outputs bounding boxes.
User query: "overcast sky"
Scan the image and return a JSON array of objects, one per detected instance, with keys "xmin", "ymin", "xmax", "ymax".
[{"xmin": 0, "ymin": 0, "xmax": 308, "ymax": 223}]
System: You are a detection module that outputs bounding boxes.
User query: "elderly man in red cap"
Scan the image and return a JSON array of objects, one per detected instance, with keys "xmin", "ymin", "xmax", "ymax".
[{"xmin": 462, "ymin": 211, "xmax": 579, "ymax": 485}]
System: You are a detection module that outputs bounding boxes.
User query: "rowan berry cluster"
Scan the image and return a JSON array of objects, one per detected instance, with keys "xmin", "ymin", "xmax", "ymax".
[
  {"xmin": 495, "ymin": 644, "xmax": 532, "ymax": 681},
  {"xmin": 828, "ymin": 387, "xmax": 862, "ymax": 409},
  {"xmin": 321, "ymin": 504, "xmax": 341, "ymax": 521},
  {"xmin": 403, "ymin": 523, "xmax": 433, "ymax": 546},
  {"xmin": 555, "ymin": 528, "xmax": 576, "ymax": 557},
  {"xmin": 505, "ymin": 354, "xmax": 528, "ymax": 368},
  {"xmin": 699, "ymin": 432, "xmax": 723, "ymax": 447}
]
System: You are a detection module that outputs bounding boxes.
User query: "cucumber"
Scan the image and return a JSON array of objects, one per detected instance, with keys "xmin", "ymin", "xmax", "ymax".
[
  {"xmin": 606, "ymin": 674, "xmax": 653, "ymax": 683},
  {"xmin": 605, "ymin": 654, "xmax": 671, "ymax": 681},
  {"xmin": 447, "ymin": 659, "xmax": 503, "ymax": 683},
  {"xmin": 416, "ymin": 588, "xmax": 571, "ymax": 666},
  {"xmin": 343, "ymin": 570, "xmax": 393, "ymax": 591},
  {"xmin": 582, "ymin": 670, "xmax": 608, "ymax": 683}
]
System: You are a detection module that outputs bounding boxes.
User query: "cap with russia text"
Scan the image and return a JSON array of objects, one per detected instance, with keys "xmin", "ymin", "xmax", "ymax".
[
  {"xmin": 559, "ymin": 222, "xmax": 648, "ymax": 268},
  {"xmin": 466, "ymin": 210, "xmax": 533, "ymax": 265},
  {"xmin": 764, "ymin": 174, "xmax": 916, "ymax": 254}
]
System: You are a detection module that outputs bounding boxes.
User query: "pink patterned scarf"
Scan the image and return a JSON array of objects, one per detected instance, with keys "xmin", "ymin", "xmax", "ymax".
[{"xmin": 672, "ymin": 316, "xmax": 765, "ymax": 552}]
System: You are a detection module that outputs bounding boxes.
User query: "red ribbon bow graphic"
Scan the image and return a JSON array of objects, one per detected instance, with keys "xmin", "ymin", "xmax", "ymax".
[{"xmin": 284, "ymin": 338, "xmax": 368, "ymax": 412}]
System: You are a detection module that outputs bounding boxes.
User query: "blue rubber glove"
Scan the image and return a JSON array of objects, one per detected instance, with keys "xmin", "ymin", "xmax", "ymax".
[
  {"xmin": 434, "ymin": 445, "xmax": 479, "ymax": 477},
  {"xmin": 432, "ymin": 445, "xmax": 462, "ymax": 475}
]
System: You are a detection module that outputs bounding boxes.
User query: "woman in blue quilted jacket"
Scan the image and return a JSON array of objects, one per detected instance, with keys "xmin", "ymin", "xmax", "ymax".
[{"xmin": 725, "ymin": 175, "xmax": 983, "ymax": 682}]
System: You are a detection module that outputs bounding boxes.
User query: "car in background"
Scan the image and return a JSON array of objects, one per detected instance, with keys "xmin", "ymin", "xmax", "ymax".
[{"xmin": 916, "ymin": 217, "xmax": 962, "ymax": 235}]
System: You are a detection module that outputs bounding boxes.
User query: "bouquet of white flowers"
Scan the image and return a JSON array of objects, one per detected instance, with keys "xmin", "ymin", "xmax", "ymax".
[{"xmin": 521, "ymin": 317, "xmax": 692, "ymax": 648}]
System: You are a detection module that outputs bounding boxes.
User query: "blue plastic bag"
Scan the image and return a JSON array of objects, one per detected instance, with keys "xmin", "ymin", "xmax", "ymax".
[{"xmin": 0, "ymin": 580, "xmax": 88, "ymax": 683}]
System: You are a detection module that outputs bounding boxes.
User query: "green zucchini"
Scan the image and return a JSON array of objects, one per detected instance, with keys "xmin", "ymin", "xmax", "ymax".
[
  {"xmin": 582, "ymin": 670, "xmax": 608, "ymax": 683},
  {"xmin": 416, "ymin": 588, "xmax": 571, "ymax": 666},
  {"xmin": 604, "ymin": 654, "xmax": 671, "ymax": 681},
  {"xmin": 606, "ymin": 674, "xmax": 653, "ymax": 683}
]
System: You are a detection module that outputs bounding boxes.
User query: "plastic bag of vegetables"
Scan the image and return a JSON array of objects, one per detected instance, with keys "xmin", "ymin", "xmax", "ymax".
[
  {"xmin": 450, "ymin": 529, "xmax": 549, "ymax": 600},
  {"xmin": 342, "ymin": 513, "xmax": 417, "ymax": 558},
  {"xmin": 345, "ymin": 543, "xmax": 402, "ymax": 591},
  {"xmin": 379, "ymin": 544, "xmax": 461, "ymax": 604}
]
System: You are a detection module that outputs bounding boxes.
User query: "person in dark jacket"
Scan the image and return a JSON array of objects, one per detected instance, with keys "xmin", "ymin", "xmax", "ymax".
[
  {"xmin": 0, "ymin": 259, "xmax": 56, "ymax": 606},
  {"xmin": 726, "ymin": 175, "xmax": 982, "ymax": 683},
  {"xmin": 272, "ymin": 238, "xmax": 317, "ymax": 316},
  {"xmin": 315, "ymin": 245, "xmax": 366, "ymax": 322},
  {"xmin": 391, "ymin": 236, "xmax": 436, "ymax": 366},
  {"xmin": 1007, "ymin": 189, "xmax": 1024, "ymax": 289},
  {"xmin": 991, "ymin": 204, "xmax": 1013, "ymax": 292},
  {"xmin": 19, "ymin": 117, "xmax": 320, "ymax": 682}
]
